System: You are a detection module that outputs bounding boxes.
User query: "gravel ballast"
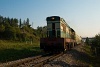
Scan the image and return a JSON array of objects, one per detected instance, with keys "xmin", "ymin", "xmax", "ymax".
[{"xmin": 44, "ymin": 44, "xmax": 90, "ymax": 67}]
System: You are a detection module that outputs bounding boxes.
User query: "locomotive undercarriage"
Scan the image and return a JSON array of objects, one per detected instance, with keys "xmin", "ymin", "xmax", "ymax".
[{"xmin": 40, "ymin": 38, "xmax": 76, "ymax": 52}]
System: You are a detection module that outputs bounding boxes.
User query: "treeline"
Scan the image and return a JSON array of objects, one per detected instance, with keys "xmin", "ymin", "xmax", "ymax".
[
  {"xmin": 0, "ymin": 15, "xmax": 47, "ymax": 42},
  {"xmin": 85, "ymin": 35, "xmax": 100, "ymax": 48},
  {"xmin": 91, "ymin": 34, "xmax": 100, "ymax": 55},
  {"xmin": 85, "ymin": 34, "xmax": 100, "ymax": 56},
  {"xmin": 92, "ymin": 34, "xmax": 100, "ymax": 47}
]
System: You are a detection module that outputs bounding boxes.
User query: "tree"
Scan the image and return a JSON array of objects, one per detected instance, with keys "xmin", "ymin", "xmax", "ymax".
[
  {"xmin": 4, "ymin": 17, "xmax": 10, "ymax": 27},
  {"xmin": 26, "ymin": 18, "xmax": 29, "ymax": 25},
  {"xmin": 0, "ymin": 15, "xmax": 3, "ymax": 24},
  {"xmin": 36, "ymin": 26, "xmax": 47, "ymax": 37},
  {"xmin": 11, "ymin": 18, "xmax": 14, "ymax": 26},
  {"xmin": 14, "ymin": 18, "xmax": 18, "ymax": 27},
  {"xmin": 0, "ymin": 24, "xmax": 5, "ymax": 38},
  {"xmin": 92, "ymin": 34, "xmax": 100, "ymax": 47},
  {"xmin": 23, "ymin": 20, "xmax": 26, "ymax": 26},
  {"xmin": 85, "ymin": 37, "xmax": 89, "ymax": 45},
  {"xmin": 7, "ymin": 17, "xmax": 10, "ymax": 24},
  {"xmin": 19, "ymin": 18, "xmax": 22, "ymax": 28},
  {"xmin": 26, "ymin": 18, "xmax": 31, "ymax": 27},
  {"xmin": 4, "ymin": 26, "xmax": 16, "ymax": 40},
  {"xmin": 10, "ymin": 18, "xmax": 18, "ymax": 27},
  {"xmin": 0, "ymin": 24, "xmax": 5, "ymax": 32}
]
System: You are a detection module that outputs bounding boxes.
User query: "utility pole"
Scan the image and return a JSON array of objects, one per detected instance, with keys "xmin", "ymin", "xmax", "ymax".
[{"xmin": 32, "ymin": 22, "xmax": 33, "ymax": 28}]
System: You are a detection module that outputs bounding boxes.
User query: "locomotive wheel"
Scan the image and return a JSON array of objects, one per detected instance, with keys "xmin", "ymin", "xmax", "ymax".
[{"xmin": 64, "ymin": 45, "xmax": 68, "ymax": 52}]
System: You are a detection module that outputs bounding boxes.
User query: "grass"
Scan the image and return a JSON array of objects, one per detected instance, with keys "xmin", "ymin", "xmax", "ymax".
[
  {"xmin": 82, "ymin": 44, "xmax": 100, "ymax": 67},
  {"xmin": 0, "ymin": 40, "xmax": 44, "ymax": 63},
  {"xmin": 82, "ymin": 44, "xmax": 92, "ymax": 56}
]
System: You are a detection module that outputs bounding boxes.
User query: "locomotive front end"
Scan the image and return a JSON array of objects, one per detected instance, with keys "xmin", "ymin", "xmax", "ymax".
[{"xmin": 40, "ymin": 38, "xmax": 65, "ymax": 52}]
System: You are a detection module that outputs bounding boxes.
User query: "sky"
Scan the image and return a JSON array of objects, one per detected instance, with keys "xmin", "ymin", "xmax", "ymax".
[{"xmin": 0, "ymin": 0, "xmax": 100, "ymax": 37}]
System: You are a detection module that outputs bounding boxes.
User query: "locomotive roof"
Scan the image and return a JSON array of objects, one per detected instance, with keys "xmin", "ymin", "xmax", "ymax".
[
  {"xmin": 46, "ymin": 16, "xmax": 60, "ymax": 21},
  {"xmin": 60, "ymin": 18, "xmax": 70, "ymax": 28},
  {"xmin": 46, "ymin": 16, "xmax": 72, "ymax": 28},
  {"xmin": 46, "ymin": 16, "xmax": 69, "ymax": 25}
]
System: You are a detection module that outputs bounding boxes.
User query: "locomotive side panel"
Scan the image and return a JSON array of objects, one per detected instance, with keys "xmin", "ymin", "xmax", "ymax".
[
  {"xmin": 60, "ymin": 22, "xmax": 66, "ymax": 38},
  {"xmin": 60, "ymin": 18, "xmax": 71, "ymax": 39}
]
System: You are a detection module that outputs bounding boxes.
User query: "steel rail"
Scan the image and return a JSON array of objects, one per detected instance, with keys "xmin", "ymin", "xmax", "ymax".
[{"xmin": 34, "ymin": 52, "xmax": 63, "ymax": 67}]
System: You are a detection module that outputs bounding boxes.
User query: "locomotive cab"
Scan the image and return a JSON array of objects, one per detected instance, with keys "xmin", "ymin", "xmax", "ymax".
[{"xmin": 47, "ymin": 16, "xmax": 61, "ymax": 38}]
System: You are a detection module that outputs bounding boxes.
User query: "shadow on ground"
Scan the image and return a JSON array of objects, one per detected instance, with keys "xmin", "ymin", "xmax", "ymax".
[
  {"xmin": 47, "ymin": 60, "xmax": 88, "ymax": 67},
  {"xmin": 67, "ymin": 49, "xmax": 91, "ymax": 63}
]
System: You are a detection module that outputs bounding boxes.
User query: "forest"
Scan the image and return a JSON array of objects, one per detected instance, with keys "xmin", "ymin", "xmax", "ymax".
[{"xmin": 0, "ymin": 15, "xmax": 47, "ymax": 42}]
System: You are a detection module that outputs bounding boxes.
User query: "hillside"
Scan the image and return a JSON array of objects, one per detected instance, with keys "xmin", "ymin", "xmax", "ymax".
[{"xmin": 0, "ymin": 15, "xmax": 47, "ymax": 42}]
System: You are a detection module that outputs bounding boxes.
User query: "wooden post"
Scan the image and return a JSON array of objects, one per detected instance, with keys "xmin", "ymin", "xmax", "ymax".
[{"xmin": 95, "ymin": 47, "xmax": 97, "ymax": 56}]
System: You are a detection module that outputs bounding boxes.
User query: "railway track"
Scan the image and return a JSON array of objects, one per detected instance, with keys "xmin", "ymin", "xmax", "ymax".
[
  {"xmin": 0, "ymin": 52, "xmax": 63, "ymax": 67},
  {"xmin": 34, "ymin": 52, "xmax": 63, "ymax": 67}
]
